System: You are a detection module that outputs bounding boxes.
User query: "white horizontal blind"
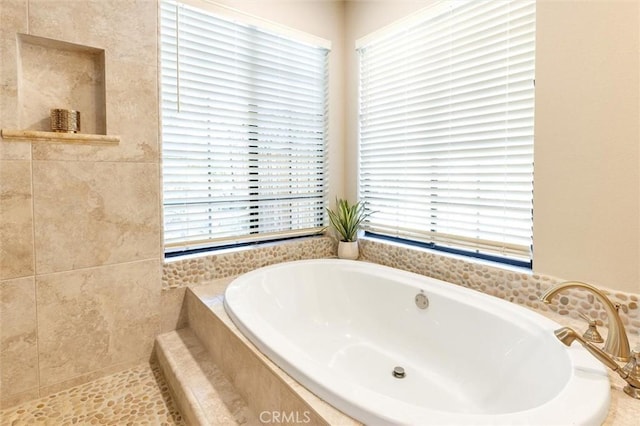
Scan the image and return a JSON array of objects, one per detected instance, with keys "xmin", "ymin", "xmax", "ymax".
[
  {"xmin": 160, "ymin": 0, "xmax": 329, "ymax": 252},
  {"xmin": 359, "ymin": 0, "xmax": 535, "ymax": 263}
]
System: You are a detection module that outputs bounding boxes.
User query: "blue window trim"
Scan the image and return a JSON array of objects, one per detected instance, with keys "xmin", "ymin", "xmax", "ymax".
[{"xmin": 365, "ymin": 232, "xmax": 532, "ymax": 269}]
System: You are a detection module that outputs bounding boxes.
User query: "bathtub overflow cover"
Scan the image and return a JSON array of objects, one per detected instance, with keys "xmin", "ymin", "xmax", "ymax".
[
  {"xmin": 393, "ymin": 366, "xmax": 406, "ymax": 379},
  {"xmin": 415, "ymin": 291, "xmax": 429, "ymax": 309}
]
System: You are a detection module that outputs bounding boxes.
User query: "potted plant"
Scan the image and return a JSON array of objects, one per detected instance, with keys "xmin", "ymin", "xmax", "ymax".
[{"xmin": 326, "ymin": 198, "xmax": 370, "ymax": 260}]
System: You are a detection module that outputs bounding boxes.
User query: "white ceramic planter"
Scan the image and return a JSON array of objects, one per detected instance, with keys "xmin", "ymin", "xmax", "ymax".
[{"xmin": 338, "ymin": 241, "xmax": 359, "ymax": 260}]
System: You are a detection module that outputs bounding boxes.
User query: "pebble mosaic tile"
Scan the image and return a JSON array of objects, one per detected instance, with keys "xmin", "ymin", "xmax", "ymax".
[
  {"xmin": 0, "ymin": 363, "xmax": 184, "ymax": 426},
  {"xmin": 162, "ymin": 236, "xmax": 336, "ymax": 289},
  {"xmin": 358, "ymin": 238, "xmax": 640, "ymax": 336},
  {"xmin": 162, "ymin": 235, "xmax": 640, "ymax": 336}
]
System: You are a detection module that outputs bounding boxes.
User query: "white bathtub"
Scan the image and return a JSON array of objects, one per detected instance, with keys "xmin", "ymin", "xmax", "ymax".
[{"xmin": 224, "ymin": 259, "xmax": 610, "ymax": 425}]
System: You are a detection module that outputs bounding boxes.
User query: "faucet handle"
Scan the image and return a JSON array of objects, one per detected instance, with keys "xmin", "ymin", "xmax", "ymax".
[
  {"xmin": 623, "ymin": 345, "xmax": 640, "ymax": 370},
  {"xmin": 579, "ymin": 312, "xmax": 604, "ymax": 344},
  {"xmin": 622, "ymin": 346, "xmax": 640, "ymax": 399}
]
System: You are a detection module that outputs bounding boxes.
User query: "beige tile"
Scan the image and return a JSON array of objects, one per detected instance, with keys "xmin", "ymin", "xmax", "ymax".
[
  {"xmin": 103, "ymin": 58, "xmax": 158, "ymax": 160},
  {"xmin": 27, "ymin": 0, "xmax": 156, "ymax": 65},
  {"xmin": 187, "ymin": 285, "xmax": 356, "ymax": 425},
  {"xmin": 156, "ymin": 329, "xmax": 259, "ymax": 425},
  {"xmin": 193, "ymin": 276, "xmax": 236, "ymax": 298},
  {"xmin": 0, "ymin": 0, "xmax": 27, "ymax": 66},
  {"xmin": 4, "ymin": 1, "xmax": 159, "ymax": 162},
  {"xmin": 160, "ymin": 287, "xmax": 188, "ymax": 333},
  {"xmin": 0, "ymin": 160, "xmax": 34, "ymax": 279},
  {"xmin": 17, "ymin": 34, "xmax": 106, "ymax": 133},
  {"xmin": 278, "ymin": 385, "xmax": 328, "ymax": 426},
  {"xmin": 0, "ymin": 0, "xmax": 26, "ymax": 101},
  {"xmin": 0, "ymin": 276, "xmax": 39, "ymax": 404},
  {"xmin": 154, "ymin": 336, "xmax": 206, "ymax": 426},
  {"xmin": 188, "ymin": 289, "xmax": 309, "ymax": 422},
  {"xmin": 36, "ymin": 259, "xmax": 161, "ymax": 388},
  {"xmin": 37, "ymin": 356, "xmax": 149, "ymax": 398},
  {"xmin": 0, "ymin": 386, "xmax": 39, "ymax": 410},
  {"xmin": 0, "ymin": 135, "xmax": 31, "ymax": 161},
  {"xmin": 186, "ymin": 288, "xmax": 225, "ymax": 370},
  {"xmin": 0, "ymin": 0, "xmax": 30, "ymax": 161},
  {"xmin": 31, "ymin": 60, "xmax": 159, "ymax": 162},
  {"xmin": 32, "ymin": 160, "xmax": 161, "ymax": 274}
]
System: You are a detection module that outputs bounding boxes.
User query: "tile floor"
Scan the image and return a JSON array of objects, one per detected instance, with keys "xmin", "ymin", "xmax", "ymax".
[{"xmin": 0, "ymin": 362, "xmax": 184, "ymax": 426}]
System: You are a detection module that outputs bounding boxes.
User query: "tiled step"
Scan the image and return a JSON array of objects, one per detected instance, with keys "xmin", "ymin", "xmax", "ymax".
[
  {"xmin": 155, "ymin": 328, "xmax": 260, "ymax": 426},
  {"xmin": 185, "ymin": 283, "xmax": 359, "ymax": 426}
]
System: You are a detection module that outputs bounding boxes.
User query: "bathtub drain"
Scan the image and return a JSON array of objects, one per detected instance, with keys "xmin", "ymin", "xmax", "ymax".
[
  {"xmin": 415, "ymin": 291, "xmax": 429, "ymax": 309},
  {"xmin": 392, "ymin": 366, "xmax": 406, "ymax": 378}
]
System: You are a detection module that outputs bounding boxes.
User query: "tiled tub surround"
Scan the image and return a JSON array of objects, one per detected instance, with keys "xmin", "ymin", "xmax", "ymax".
[
  {"xmin": 155, "ymin": 328, "xmax": 261, "ymax": 425},
  {"xmin": 183, "ymin": 279, "xmax": 358, "ymax": 426},
  {"xmin": 162, "ymin": 236, "xmax": 337, "ymax": 289},
  {"xmin": 162, "ymin": 236, "xmax": 640, "ymax": 337},
  {"xmin": 358, "ymin": 238, "xmax": 640, "ymax": 336},
  {"xmin": 160, "ymin": 236, "xmax": 337, "ymax": 334},
  {"xmin": 176, "ymin": 278, "xmax": 638, "ymax": 426},
  {"xmin": 156, "ymin": 237, "xmax": 640, "ymax": 424}
]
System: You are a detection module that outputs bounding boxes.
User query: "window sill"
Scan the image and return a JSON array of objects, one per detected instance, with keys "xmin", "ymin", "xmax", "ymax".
[
  {"xmin": 1, "ymin": 129, "xmax": 120, "ymax": 145},
  {"xmin": 360, "ymin": 235, "xmax": 532, "ymax": 275},
  {"xmin": 164, "ymin": 234, "xmax": 329, "ymax": 263}
]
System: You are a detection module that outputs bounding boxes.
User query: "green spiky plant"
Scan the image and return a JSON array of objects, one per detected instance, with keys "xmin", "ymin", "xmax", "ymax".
[{"xmin": 326, "ymin": 198, "xmax": 371, "ymax": 242}]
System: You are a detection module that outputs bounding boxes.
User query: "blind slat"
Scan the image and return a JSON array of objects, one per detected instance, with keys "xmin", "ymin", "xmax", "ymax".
[
  {"xmin": 161, "ymin": 0, "xmax": 328, "ymax": 252},
  {"xmin": 358, "ymin": 0, "xmax": 535, "ymax": 263}
]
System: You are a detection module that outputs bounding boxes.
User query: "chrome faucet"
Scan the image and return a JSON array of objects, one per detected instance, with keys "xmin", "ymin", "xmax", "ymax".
[{"xmin": 540, "ymin": 281, "xmax": 640, "ymax": 399}]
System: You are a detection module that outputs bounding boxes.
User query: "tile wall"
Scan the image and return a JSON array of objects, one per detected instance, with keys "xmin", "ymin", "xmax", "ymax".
[{"xmin": 0, "ymin": 0, "xmax": 161, "ymax": 408}]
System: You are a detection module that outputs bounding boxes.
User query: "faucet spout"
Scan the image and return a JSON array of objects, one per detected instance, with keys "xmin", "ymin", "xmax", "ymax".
[{"xmin": 540, "ymin": 281, "xmax": 631, "ymax": 362}]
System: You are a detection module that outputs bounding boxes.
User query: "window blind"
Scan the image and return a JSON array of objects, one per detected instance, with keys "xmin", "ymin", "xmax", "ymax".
[
  {"xmin": 160, "ymin": 0, "xmax": 329, "ymax": 252},
  {"xmin": 358, "ymin": 0, "xmax": 535, "ymax": 264}
]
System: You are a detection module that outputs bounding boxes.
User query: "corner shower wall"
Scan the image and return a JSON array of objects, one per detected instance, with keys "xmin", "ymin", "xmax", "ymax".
[
  {"xmin": 0, "ymin": 0, "xmax": 161, "ymax": 408},
  {"xmin": 0, "ymin": 0, "xmax": 344, "ymax": 409}
]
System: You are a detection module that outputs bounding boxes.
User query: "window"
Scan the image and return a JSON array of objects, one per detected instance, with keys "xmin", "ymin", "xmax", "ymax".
[
  {"xmin": 358, "ymin": 0, "xmax": 535, "ymax": 266},
  {"xmin": 160, "ymin": 0, "xmax": 329, "ymax": 253}
]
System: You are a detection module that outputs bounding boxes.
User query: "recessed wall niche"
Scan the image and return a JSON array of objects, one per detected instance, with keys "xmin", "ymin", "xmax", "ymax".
[{"xmin": 17, "ymin": 34, "xmax": 106, "ymax": 135}]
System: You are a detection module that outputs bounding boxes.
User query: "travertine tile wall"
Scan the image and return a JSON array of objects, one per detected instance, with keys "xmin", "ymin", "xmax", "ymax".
[
  {"xmin": 0, "ymin": 0, "xmax": 161, "ymax": 408},
  {"xmin": 18, "ymin": 33, "xmax": 107, "ymax": 134}
]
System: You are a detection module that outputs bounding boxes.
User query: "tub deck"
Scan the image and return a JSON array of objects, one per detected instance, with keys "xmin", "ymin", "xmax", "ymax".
[{"xmin": 156, "ymin": 276, "xmax": 639, "ymax": 426}]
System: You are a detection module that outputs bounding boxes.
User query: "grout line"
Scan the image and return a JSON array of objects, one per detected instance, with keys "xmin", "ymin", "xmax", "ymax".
[
  {"xmin": 37, "ymin": 357, "xmax": 150, "ymax": 399},
  {"xmin": 29, "ymin": 140, "xmax": 41, "ymax": 398},
  {"xmin": 34, "ymin": 256, "xmax": 163, "ymax": 279},
  {"xmin": 29, "ymin": 158, "xmax": 159, "ymax": 164}
]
